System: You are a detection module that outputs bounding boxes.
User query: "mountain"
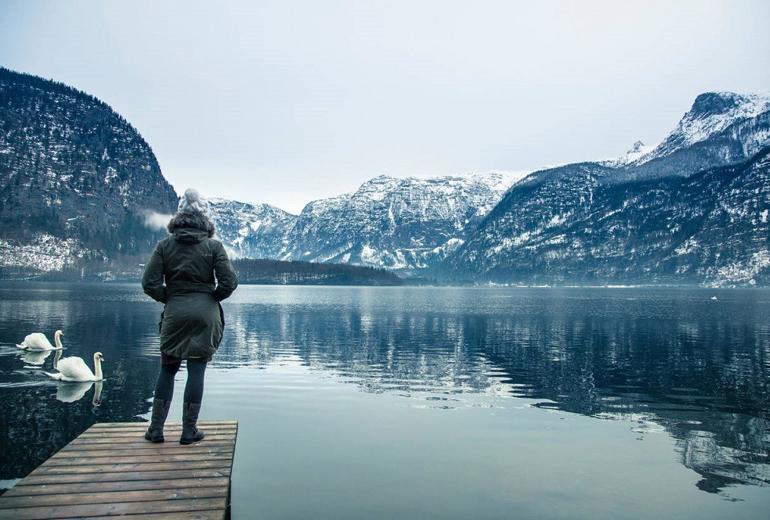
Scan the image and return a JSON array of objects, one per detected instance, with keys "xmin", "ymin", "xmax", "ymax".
[
  {"xmin": 0, "ymin": 67, "xmax": 177, "ymax": 278},
  {"xmin": 443, "ymin": 92, "xmax": 770, "ymax": 286},
  {"xmin": 613, "ymin": 91, "xmax": 770, "ymax": 181},
  {"xmin": 279, "ymin": 172, "xmax": 526, "ymax": 272},
  {"xmin": 208, "ymin": 198, "xmax": 297, "ymax": 259},
  {"xmin": 3, "ymin": 71, "xmax": 768, "ymax": 287}
]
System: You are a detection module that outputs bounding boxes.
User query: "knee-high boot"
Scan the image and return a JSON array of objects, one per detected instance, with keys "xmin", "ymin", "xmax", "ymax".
[
  {"xmin": 180, "ymin": 402, "xmax": 205, "ymax": 445},
  {"xmin": 144, "ymin": 398, "xmax": 172, "ymax": 443}
]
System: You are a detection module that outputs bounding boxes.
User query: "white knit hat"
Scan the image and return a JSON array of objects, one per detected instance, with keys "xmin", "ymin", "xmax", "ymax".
[{"xmin": 177, "ymin": 188, "xmax": 210, "ymax": 217}]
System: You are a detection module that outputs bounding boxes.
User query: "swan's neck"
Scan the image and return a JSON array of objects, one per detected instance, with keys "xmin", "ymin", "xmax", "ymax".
[
  {"xmin": 94, "ymin": 356, "xmax": 103, "ymax": 380},
  {"xmin": 54, "ymin": 332, "xmax": 63, "ymax": 349}
]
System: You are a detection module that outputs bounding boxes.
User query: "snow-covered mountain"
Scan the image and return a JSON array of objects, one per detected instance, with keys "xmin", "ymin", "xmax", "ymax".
[
  {"xmin": 186, "ymin": 91, "xmax": 770, "ymax": 284},
  {"xmin": 443, "ymin": 91, "xmax": 770, "ymax": 286},
  {"xmin": 0, "ymin": 67, "xmax": 177, "ymax": 278},
  {"xmin": 3, "ymin": 70, "xmax": 769, "ymax": 287},
  {"xmin": 278, "ymin": 172, "xmax": 527, "ymax": 272},
  {"xmin": 637, "ymin": 92, "xmax": 770, "ymax": 164},
  {"xmin": 612, "ymin": 91, "xmax": 770, "ymax": 182},
  {"xmin": 208, "ymin": 198, "xmax": 297, "ymax": 259}
]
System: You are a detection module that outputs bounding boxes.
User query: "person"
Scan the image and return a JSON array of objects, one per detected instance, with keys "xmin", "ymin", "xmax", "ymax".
[{"xmin": 141, "ymin": 188, "xmax": 238, "ymax": 444}]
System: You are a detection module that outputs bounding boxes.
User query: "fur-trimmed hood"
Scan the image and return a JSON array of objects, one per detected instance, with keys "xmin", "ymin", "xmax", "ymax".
[{"xmin": 167, "ymin": 212, "xmax": 215, "ymax": 243}]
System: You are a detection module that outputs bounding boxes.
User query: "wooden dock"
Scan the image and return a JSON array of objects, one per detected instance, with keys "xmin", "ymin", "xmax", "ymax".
[{"xmin": 0, "ymin": 421, "xmax": 238, "ymax": 520}]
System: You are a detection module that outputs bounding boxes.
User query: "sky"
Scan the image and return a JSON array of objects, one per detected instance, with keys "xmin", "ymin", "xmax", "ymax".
[{"xmin": 1, "ymin": 1, "xmax": 769, "ymax": 213}]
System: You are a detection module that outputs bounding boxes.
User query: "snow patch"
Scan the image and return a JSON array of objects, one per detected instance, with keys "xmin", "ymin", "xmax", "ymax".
[
  {"xmin": 0, "ymin": 234, "xmax": 88, "ymax": 272},
  {"xmin": 713, "ymin": 250, "xmax": 770, "ymax": 285}
]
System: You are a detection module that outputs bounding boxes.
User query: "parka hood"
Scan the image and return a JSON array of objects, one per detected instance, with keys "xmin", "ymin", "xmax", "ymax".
[
  {"xmin": 173, "ymin": 227, "xmax": 209, "ymax": 243},
  {"xmin": 167, "ymin": 211, "xmax": 215, "ymax": 243}
]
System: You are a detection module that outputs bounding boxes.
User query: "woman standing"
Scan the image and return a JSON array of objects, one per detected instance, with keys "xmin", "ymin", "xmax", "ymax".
[{"xmin": 141, "ymin": 189, "xmax": 238, "ymax": 444}]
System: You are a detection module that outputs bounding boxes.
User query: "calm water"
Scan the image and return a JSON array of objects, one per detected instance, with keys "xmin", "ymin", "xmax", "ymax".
[{"xmin": 0, "ymin": 283, "xmax": 768, "ymax": 518}]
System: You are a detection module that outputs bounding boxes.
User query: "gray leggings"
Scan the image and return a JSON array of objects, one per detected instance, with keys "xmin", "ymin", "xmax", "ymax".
[{"xmin": 153, "ymin": 357, "xmax": 207, "ymax": 404}]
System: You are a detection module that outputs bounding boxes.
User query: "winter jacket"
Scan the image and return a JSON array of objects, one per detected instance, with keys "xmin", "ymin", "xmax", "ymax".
[{"xmin": 142, "ymin": 212, "xmax": 238, "ymax": 360}]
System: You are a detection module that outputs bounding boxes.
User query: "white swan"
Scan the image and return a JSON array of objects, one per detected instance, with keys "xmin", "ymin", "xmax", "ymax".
[
  {"xmin": 17, "ymin": 330, "xmax": 64, "ymax": 351},
  {"xmin": 45, "ymin": 352, "xmax": 104, "ymax": 382}
]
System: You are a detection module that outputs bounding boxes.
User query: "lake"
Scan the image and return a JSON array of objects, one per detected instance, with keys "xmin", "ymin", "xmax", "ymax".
[{"xmin": 0, "ymin": 283, "xmax": 768, "ymax": 518}]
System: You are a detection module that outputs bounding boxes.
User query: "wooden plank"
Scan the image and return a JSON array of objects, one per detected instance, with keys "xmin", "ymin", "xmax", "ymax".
[
  {"xmin": 0, "ymin": 486, "xmax": 229, "ymax": 509},
  {"xmin": 70, "ymin": 436, "xmax": 237, "ymax": 446},
  {"xmin": 70, "ymin": 433, "xmax": 235, "ymax": 445},
  {"xmin": 80, "ymin": 424, "xmax": 237, "ymax": 433},
  {"xmin": 89, "ymin": 420, "xmax": 237, "ymax": 428},
  {"xmin": 78, "ymin": 421, "xmax": 236, "ymax": 433},
  {"xmin": 41, "ymin": 453, "xmax": 233, "ymax": 467},
  {"xmin": 4, "ymin": 477, "xmax": 231, "ymax": 496},
  {"xmin": 0, "ymin": 497, "xmax": 228, "ymax": 520},
  {"xmin": 79, "ymin": 422, "xmax": 235, "ymax": 430},
  {"xmin": 62, "ymin": 436, "xmax": 235, "ymax": 452},
  {"xmin": 79, "ymin": 512, "xmax": 225, "ymax": 520},
  {"xmin": 77, "ymin": 429, "xmax": 236, "ymax": 440},
  {"xmin": 16, "ymin": 468, "xmax": 231, "ymax": 486},
  {"xmin": 81, "ymin": 426, "xmax": 235, "ymax": 435},
  {"xmin": 87, "ymin": 423, "xmax": 236, "ymax": 430},
  {"xmin": 28, "ymin": 459, "xmax": 232, "ymax": 475},
  {"xmin": 52, "ymin": 446, "xmax": 234, "ymax": 458}
]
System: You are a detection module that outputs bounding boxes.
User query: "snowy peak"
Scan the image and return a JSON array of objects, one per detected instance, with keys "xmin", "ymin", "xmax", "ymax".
[
  {"xmin": 689, "ymin": 91, "xmax": 769, "ymax": 119},
  {"xmin": 635, "ymin": 91, "xmax": 770, "ymax": 164},
  {"xmin": 670, "ymin": 91, "xmax": 770, "ymax": 146},
  {"xmin": 209, "ymin": 197, "xmax": 295, "ymax": 219},
  {"xmin": 443, "ymin": 91, "xmax": 770, "ymax": 286},
  {"xmin": 605, "ymin": 140, "xmax": 653, "ymax": 166},
  {"xmin": 350, "ymin": 171, "xmax": 525, "ymax": 202},
  {"xmin": 208, "ymin": 198, "xmax": 297, "ymax": 259},
  {"xmin": 469, "ymin": 171, "xmax": 530, "ymax": 194},
  {"xmin": 628, "ymin": 140, "xmax": 647, "ymax": 154},
  {"xmin": 206, "ymin": 171, "xmax": 528, "ymax": 272},
  {"xmin": 279, "ymin": 171, "xmax": 527, "ymax": 271}
]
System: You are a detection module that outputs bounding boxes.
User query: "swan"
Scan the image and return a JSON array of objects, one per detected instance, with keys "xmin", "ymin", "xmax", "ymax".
[
  {"xmin": 17, "ymin": 330, "xmax": 64, "ymax": 351},
  {"xmin": 45, "ymin": 352, "xmax": 104, "ymax": 382}
]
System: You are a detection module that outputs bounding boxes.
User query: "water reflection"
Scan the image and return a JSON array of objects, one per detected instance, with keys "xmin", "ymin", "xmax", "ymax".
[
  {"xmin": 55, "ymin": 381, "xmax": 92, "ymax": 403},
  {"xmin": 18, "ymin": 349, "xmax": 52, "ymax": 366},
  {"xmin": 214, "ymin": 288, "xmax": 770, "ymax": 494},
  {"xmin": 0, "ymin": 283, "xmax": 768, "ymax": 500}
]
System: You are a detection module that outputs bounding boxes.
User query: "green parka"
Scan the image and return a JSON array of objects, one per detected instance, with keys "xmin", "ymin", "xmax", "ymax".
[{"xmin": 142, "ymin": 212, "xmax": 238, "ymax": 360}]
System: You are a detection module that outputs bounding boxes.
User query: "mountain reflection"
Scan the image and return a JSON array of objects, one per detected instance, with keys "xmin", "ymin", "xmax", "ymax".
[{"xmin": 216, "ymin": 293, "xmax": 770, "ymax": 494}]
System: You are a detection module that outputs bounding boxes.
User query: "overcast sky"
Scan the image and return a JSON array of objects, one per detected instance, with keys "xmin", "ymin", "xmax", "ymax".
[{"xmin": 1, "ymin": 1, "xmax": 768, "ymax": 213}]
